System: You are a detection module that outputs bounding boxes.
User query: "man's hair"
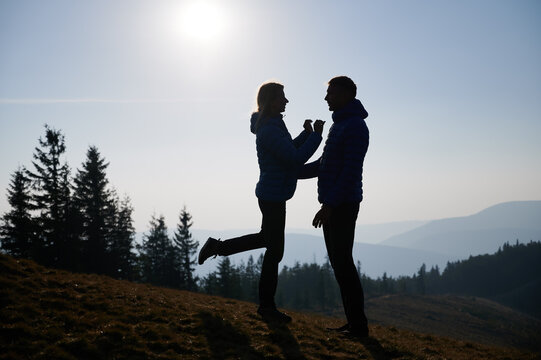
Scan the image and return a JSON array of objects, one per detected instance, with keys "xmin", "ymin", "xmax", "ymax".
[{"xmin": 328, "ymin": 76, "xmax": 357, "ymax": 99}]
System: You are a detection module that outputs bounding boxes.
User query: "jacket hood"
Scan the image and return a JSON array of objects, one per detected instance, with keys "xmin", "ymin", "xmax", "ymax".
[
  {"xmin": 250, "ymin": 113, "xmax": 285, "ymax": 134},
  {"xmin": 332, "ymin": 99, "xmax": 368, "ymax": 123},
  {"xmin": 250, "ymin": 112, "xmax": 259, "ymax": 134}
]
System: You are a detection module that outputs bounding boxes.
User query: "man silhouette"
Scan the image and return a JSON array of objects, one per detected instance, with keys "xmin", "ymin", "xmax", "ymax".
[{"xmin": 300, "ymin": 76, "xmax": 369, "ymax": 338}]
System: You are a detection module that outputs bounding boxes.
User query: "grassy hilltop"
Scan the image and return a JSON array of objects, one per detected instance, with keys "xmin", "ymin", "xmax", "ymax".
[{"xmin": 0, "ymin": 254, "xmax": 538, "ymax": 360}]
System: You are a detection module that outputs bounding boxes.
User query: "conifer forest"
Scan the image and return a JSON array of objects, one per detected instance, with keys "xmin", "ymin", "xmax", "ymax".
[{"xmin": 1, "ymin": 125, "xmax": 539, "ymax": 319}]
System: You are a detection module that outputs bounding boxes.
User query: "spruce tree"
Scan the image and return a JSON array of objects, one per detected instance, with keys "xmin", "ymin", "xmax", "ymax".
[
  {"xmin": 201, "ymin": 272, "xmax": 220, "ymax": 295},
  {"xmin": 109, "ymin": 194, "xmax": 137, "ymax": 280},
  {"xmin": 27, "ymin": 125, "xmax": 72, "ymax": 268},
  {"xmin": 242, "ymin": 255, "xmax": 258, "ymax": 302},
  {"xmin": 172, "ymin": 207, "xmax": 199, "ymax": 291},
  {"xmin": 60, "ymin": 168, "xmax": 82, "ymax": 271},
  {"xmin": 73, "ymin": 146, "xmax": 114, "ymax": 274},
  {"xmin": 417, "ymin": 263, "xmax": 427, "ymax": 295},
  {"xmin": 137, "ymin": 215, "xmax": 177, "ymax": 287},
  {"xmin": 0, "ymin": 167, "xmax": 35, "ymax": 258},
  {"xmin": 216, "ymin": 257, "xmax": 241, "ymax": 299}
]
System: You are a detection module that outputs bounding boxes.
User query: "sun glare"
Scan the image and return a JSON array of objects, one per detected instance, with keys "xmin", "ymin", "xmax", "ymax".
[{"xmin": 179, "ymin": 1, "xmax": 226, "ymax": 43}]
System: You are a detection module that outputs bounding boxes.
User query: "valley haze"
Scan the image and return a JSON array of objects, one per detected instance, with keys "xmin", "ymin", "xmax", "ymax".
[{"xmin": 169, "ymin": 201, "xmax": 541, "ymax": 278}]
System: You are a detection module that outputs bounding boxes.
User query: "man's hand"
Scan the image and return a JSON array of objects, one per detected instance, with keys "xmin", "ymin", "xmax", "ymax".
[
  {"xmin": 312, "ymin": 204, "xmax": 332, "ymax": 228},
  {"xmin": 314, "ymin": 119, "xmax": 325, "ymax": 134},
  {"xmin": 303, "ymin": 119, "xmax": 314, "ymax": 133}
]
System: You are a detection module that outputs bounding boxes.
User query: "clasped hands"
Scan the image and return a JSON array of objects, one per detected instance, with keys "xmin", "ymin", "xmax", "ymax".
[{"xmin": 303, "ymin": 119, "xmax": 325, "ymax": 134}]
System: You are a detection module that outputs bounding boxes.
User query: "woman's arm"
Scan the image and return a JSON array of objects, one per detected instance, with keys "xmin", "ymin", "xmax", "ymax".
[{"xmin": 258, "ymin": 125, "xmax": 322, "ymax": 169}]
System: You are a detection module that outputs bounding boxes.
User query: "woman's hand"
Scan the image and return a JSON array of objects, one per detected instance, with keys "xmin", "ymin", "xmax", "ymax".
[
  {"xmin": 314, "ymin": 120, "xmax": 325, "ymax": 135},
  {"xmin": 303, "ymin": 119, "xmax": 314, "ymax": 133}
]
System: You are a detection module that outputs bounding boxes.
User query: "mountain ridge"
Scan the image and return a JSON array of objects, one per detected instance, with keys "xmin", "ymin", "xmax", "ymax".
[
  {"xmin": 194, "ymin": 233, "xmax": 453, "ymax": 279},
  {"xmin": 381, "ymin": 200, "xmax": 541, "ymax": 257}
]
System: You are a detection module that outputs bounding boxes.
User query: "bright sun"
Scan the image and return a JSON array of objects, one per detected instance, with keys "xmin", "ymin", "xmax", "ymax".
[{"xmin": 179, "ymin": 1, "xmax": 227, "ymax": 43}]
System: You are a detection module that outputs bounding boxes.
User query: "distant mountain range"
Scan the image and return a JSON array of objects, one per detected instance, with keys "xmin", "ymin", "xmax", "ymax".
[
  {"xmin": 190, "ymin": 201, "xmax": 541, "ymax": 278},
  {"xmin": 191, "ymin": 232, "xmax": 452, "ymax": 279},
  {"xmin": 381, "ymin": 201, "xmax": 541, "ymax": 257}
]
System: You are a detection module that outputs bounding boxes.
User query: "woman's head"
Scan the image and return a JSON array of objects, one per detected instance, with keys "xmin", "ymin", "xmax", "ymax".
[
  {"xmin": 251, "ymin": 82, "xmax": 288, "ymax": 133},
  {"xmin": 256, "ymin": 82, "xmax": 288, "ymax": 118}
]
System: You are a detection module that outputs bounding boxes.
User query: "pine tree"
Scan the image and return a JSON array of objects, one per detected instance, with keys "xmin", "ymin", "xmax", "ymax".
[
  {"xmin": 381, "ymin": 272, "xmax": 389, "ymax": 294},
  {"xmin": 0, "ymin": 167, "xmax": 35, "ymax": 258},
  {"xmin": 172, "ymin": 207, "xmax": 199, "ymax": 291},
  {"xmin": 109, "ymin": 194, "xmax": 137, "ymax": 280},
  {"xmin": 242, "ymin": 255, "xmax": 258, "ymax": 302},
  {"xmin": 60, "ymin": 168, "xmax": 82, "ymax": 271},
  {"xmin": 27, "ymin": 125, "xmax": 72, "ymax": 268},
  {"xmin": 201, "ymin": 272, "xmax": 220, "ymax": 295},
  {"xmin": 417, "ymin": 263, "xmax": 426, "ymax": 295},
  {"xmin": 137, "ymin": 215, "xmax": 177, "ymax": 287},
  {"xmin": 216, "ymin": 257, "xmax": 242, "ymax": 299},
  {"xmin": 73, "ymin": 146, "xmax": 114, "ymax": 274}
]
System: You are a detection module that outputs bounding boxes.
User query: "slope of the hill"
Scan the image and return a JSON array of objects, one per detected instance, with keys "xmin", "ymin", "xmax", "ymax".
[
  {"xmin": 0, "ymin": 254, "xmax": 537, "ymax": 360},
  {"xmin": 364, "ymin": 294, "xmax": 541, "ymax": 352}
]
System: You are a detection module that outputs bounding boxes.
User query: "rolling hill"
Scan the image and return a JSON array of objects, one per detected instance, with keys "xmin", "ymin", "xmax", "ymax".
[
  {"xmin": 381, "ymin": 201, "xmax": 541, "ymax": 257},
  {"xmin": 193, "ymin": 232, "xmax": 452, "ymax": 279},
  {"xmin": 191, "ymin": 201, "xmax": 541, "ymax": 279},
  {"xmin": 1, "ymin": 254, "xmax": 539, "ymax": 359}
]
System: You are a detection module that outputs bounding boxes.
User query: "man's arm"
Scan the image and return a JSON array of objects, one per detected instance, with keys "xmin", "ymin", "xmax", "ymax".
[
  {"xmin": 312, "ymin": 204, "xmax": 332, "ymax": 228},
  {"xmin": 298, "ymin": 158, "xmax": 320, "ymax": 179}
]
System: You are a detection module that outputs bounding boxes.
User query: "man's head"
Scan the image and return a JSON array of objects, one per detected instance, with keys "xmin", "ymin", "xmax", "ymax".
[{"xmin": 325, "ymin": 76, "xmax": 356, "ymax": 111}]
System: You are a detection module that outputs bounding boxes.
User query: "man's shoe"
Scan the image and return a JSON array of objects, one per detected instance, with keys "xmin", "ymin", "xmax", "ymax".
[
  {"xmin": 257, "ymin": 306, "xmax": 292, "ymax": 323},
  {"xmin": 342, "ymin": 325, "xmax": 369, "ymax": 339},
  {"xmin": 198, "ymin": 237, "xmax": 220, "ymax": 265},
  {"xmin": 326, "ymin": 323, "xmax": 349, "ymax": 332}
]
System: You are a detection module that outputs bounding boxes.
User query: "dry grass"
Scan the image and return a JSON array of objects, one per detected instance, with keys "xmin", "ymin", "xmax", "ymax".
[
  {"xmin": 1, "ymin": 254, "xmax": 538, "ymax": 359},
  {"xmin": 364, "ymin": 293, "xmax": 541, "ymax": 352}
]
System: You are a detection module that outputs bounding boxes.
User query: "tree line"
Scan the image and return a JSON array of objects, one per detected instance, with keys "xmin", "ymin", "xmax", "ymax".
[
  {"xmin": 2, "ymin": 125, "xmax": 539, "ymax": 317},
  {"xmin": 198, "ymin": 240, "xmax": 540, "ymax": 317},
  {"xmin": 0, "ymin": 125, "xmax": 198, "ymax": 290}
]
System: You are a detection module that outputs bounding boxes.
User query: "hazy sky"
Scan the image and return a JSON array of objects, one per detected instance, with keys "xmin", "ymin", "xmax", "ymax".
[{"xmin": 1, "ymin": 0, "xmax": 540, "ymax": 234}]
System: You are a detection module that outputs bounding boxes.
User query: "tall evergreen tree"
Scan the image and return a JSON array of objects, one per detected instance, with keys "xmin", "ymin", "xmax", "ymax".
[
  {"xmin": 417, "ymin": 263, "xmax": 427, "ymax": 295},
  {"xmin": 172, "ymin": 207, "xmax": 199, "ymax": 291},
  {"xmin": 0, "ymin": 167, "xmax": 35, "ymax": 258},
  {"xmin": 27, "ymin": 125, "xmax": 72, "ymax": 268},
  {"xmin": 109, "ymin": 194, "xmax": 137, "ymax": 280},
  {"xmin": 201, "ymin": 272, "xmax": 220, "ymax": 295},
  {"xmin": 137, "ymin": 215, "xmax": 177, "ymax": 287},
  {"xmin": 216, "ymin": 257, "xmax": 242, "ymax": 299},
  {"xmin": 73, "ymin": 146, "xmax": 114, "ymax": 274},
  {"xmin": 59, "ymin": 168, "xmax": 82, "ymax": 271},
  {"xmin": 241, "ymin": 255, "xmax": 259, "ymax": 302}
]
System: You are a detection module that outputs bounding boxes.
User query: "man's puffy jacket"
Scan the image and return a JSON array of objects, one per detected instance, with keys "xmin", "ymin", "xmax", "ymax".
[{"xmin": 300, "ymin": 99, "xmax": 369, "ymax": 206}]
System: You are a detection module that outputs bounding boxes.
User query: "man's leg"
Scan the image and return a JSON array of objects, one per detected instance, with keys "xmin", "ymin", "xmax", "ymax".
[{"xmin": 323, "ymin": 202, "xmax": 368, "ymax": 331}]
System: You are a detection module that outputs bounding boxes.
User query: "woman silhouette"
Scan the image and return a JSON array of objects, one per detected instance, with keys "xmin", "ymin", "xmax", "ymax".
[{"xmin": 198, "ymin": 82, "xmax": 324, "ymax": 322}]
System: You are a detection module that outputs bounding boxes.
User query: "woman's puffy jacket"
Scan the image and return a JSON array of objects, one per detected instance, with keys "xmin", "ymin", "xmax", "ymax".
[{"xmin": 250, "ymin": 113, "xmax": 322, "ymax": 202}]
